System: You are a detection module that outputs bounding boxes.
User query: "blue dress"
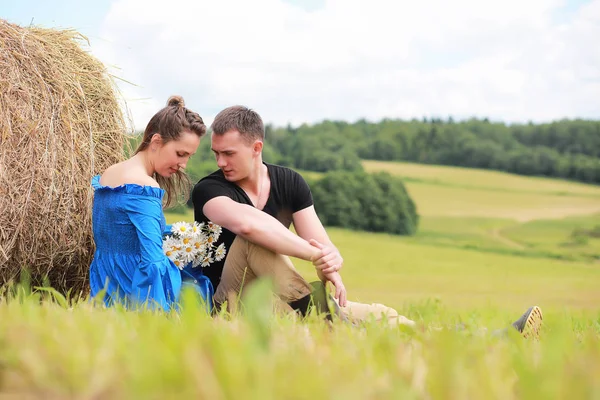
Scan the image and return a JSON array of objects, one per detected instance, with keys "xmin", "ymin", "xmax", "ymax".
[{"xmin": 89, "ymin": 175, "xmax": 181, "ymax": 312}]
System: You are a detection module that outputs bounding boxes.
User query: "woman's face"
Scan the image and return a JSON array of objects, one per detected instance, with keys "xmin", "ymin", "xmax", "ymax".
[{"xmin": 153, "ymin": 130, "xmax": 201, "ymax": 177}]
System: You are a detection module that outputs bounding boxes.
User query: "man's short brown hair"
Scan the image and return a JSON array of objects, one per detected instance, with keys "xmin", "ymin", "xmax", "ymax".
[{"xmin": 211, "ymin": 105, "xmax": 264, "ymax": 143}]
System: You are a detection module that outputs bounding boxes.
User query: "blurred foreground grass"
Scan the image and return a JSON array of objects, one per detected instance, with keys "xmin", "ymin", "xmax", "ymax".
[{"xmin": 0, "ymin": 283, "xmax": 599, "ymax": 399}]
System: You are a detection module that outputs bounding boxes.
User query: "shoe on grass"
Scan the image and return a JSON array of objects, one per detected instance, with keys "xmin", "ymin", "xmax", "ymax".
[{"xmin": 512, "ymin": 305, "xmax": 543, "ymax": 338}]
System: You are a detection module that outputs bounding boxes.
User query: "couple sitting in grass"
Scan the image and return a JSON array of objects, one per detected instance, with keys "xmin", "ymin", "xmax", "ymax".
[{"xmin": 89, "ymin": 96, "xmax": 542, "ymax": 337}]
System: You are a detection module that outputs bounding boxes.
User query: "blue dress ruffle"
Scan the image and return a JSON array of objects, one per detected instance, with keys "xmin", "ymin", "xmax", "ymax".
[{"xmin": 89, "ymin": 175, "xmax": 182, "ymax": 312}]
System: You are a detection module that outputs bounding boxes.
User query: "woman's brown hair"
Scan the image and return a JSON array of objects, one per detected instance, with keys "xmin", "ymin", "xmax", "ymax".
[{"xmin": 135, "ymin": 96, "xmax": 206, "ymax": 208}]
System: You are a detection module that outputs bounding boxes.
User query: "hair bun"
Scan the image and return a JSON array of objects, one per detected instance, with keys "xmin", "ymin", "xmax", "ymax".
[{"xmin": 167, "ymin": 95, "xmax": 185, "ymax": 108}]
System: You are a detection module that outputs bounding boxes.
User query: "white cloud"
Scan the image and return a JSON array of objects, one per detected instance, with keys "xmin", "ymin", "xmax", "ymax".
[{"xmin": 92, "ymin": 0, "xmax": 600, "ymax": 131}]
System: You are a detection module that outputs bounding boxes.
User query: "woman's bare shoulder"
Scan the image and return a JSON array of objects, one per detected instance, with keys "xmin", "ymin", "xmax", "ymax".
[{"xmin": 100, "ymin": 161, "xmax": 159, "ymax": 188}]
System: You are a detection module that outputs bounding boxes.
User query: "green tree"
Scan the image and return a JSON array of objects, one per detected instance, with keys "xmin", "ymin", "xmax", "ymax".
[{"xmin": 311, "ymin": 171, "xmax": 419, "ymax": 235}]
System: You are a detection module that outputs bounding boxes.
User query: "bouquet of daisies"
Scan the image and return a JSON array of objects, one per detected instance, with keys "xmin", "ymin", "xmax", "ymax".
[{"xmin": 163, "ymin": 221, "xmax": 227, "ymax": 270}]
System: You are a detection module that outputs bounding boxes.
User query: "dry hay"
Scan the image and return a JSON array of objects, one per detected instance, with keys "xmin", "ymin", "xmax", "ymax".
[{"xmin": 0, "ymin": 20, "xmax": 128, "ymax": 294}]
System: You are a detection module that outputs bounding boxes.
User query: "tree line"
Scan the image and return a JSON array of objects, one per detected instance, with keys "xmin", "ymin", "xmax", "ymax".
[{"xmin": 263, "ymin": 118, "xmax": 600, "ymax": 184}]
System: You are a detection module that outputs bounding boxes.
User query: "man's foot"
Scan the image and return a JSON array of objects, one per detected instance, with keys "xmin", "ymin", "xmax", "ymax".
[{"xmin": 512, "ymin": 306, "xmax": 543, "ymax": 338}]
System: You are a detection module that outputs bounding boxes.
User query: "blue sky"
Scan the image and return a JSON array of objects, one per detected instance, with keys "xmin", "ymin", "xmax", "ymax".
[
  {"xmin": 3, "ymin": 0, "xmax": 325, "ymax": 37},
  {"xmin": 2, "ymin": 0, "xmax": 598, "ymax": 129},
  {"xmin": 3, "ymin": 0, "xmax": 111, "ymax": 38}
]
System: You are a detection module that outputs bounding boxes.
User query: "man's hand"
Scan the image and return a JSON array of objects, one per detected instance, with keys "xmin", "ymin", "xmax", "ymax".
[
  {"xmin": 324, "ymin": 271, "xmax": 347, "ymax": 307},
  {"xmin": 308, "ymin": 239, "xmax": 346, "ymax": 307},
  {"xmin": 309, "ymin": 239, "xmax": 343, "ymax": 274}
]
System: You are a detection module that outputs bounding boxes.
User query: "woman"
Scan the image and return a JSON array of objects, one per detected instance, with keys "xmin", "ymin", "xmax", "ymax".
[{"xmin": 89, "ymin": 96, "xmax": 206, "ymax": 311}]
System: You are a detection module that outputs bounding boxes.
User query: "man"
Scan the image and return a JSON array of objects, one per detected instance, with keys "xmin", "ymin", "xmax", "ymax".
[
  {"xmin": 191, "ymin": 105, "xmax": 542, "ymax": 335},
  {"xmin": 191, "ymin": 105, "xmax": 413, "ymax": 325}
]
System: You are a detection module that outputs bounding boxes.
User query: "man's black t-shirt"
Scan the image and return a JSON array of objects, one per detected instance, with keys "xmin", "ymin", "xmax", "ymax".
[{"xmin": 191, "ymin": 163, "xmax": 313, "ymax": 290}]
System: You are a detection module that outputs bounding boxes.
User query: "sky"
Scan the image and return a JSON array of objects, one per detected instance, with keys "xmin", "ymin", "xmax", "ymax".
[{"xmin": 2, "ymin": 0, "xmax": 599, "ymax": 131}]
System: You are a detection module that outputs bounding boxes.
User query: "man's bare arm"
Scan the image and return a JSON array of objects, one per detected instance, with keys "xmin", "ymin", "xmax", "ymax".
[
  {"xmin": 203, "ymin": 196, "xmax": 320, "ymax": 262},
  {"xmin": 293, "ymin": 205, "xmax": 344, "ymax": 274}
]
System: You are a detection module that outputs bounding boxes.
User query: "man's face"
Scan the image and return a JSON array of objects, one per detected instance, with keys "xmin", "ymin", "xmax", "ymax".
[{"xmin": 211, "ymin": 130, "xmax": 258, "ymax": 182}]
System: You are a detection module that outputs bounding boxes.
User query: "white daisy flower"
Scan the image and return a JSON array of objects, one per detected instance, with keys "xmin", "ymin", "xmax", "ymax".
[
  {"xmin": 162, "ymin": 236, "xmax": 176, "ymax": 251},
  {"xmin": 171, "ymin": 221, "xmax": 192, "ymax": 237},
  {"xmin": 199, "ymin": 236, "xmax": 209, "ymax": 248},
  {"xmin": 198, "ymin": 231, "xmax": 209, "ymax": 244},
  {"xmin": 206, "ymin": 235, "xmax": 216, "ymax": 246},
  {"xmin": 190, "ymin": 221, "xmax": 204, "ymax": 237},
  {"xmin": 214, "ymin": 243, "xmax": 227, "ymax": 261},
  {"xmin": 208, "ymin": 222, "xmax": 222, "ymax": 237},
  {"xmin": 164, "ymin": 249, "xmax": 178, "ymax": 262},
  {"xmin": 201, "ymin": 252, "xmax": 214, "ymax": 268},
  {"xmin": 191, "ymin": 238, "xmax": 206, "ymax": 254},
  {"xmin": 181, "ymin": 244, "xmax": 195, "ymax": 264},
  {"xmin": 162, "ymin": 240, "xmax": 179, "ymax": 261}
]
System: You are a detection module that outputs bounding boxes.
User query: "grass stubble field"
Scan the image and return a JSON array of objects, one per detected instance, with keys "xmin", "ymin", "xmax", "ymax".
[{"xmin": 1, "ymin": 161, "xmax": 599, "ymax": 399}]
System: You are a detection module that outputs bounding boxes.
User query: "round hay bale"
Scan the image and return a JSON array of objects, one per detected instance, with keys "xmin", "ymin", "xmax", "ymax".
[{"xmin": 0, "ymin": 20, "xmax": 128, "ymax": 294}]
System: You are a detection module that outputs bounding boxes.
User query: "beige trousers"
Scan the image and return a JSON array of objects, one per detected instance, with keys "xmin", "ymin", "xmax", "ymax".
[
  {"xmin": 215, "ymin": 237, "xmax": 415, "ymax": 327},
  {"xmin": 214, "ymin": 236, "xmax": 313, "ymax": 305},
  {"xmin": 338, "ymin": 300, "xmax": 416, "ymax": 327}
]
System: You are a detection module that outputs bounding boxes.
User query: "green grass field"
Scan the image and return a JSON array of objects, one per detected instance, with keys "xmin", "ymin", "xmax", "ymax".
[
  {"xmin": 363, "ymin": 160, "xmax": 600, "ymax": 221},
  {"xmin": 2, "ymin": 161, "xmax": 600, "ymax": 398}
]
